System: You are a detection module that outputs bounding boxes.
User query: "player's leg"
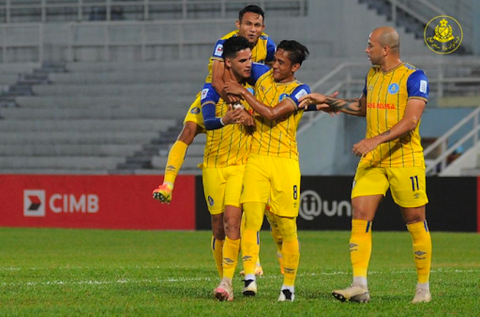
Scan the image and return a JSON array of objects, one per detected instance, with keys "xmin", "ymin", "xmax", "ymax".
[
  {"xmin": 274, "ymin": 214, "xmax": 298, "ymax": 302},
  {"xmin": 390, "ymin": 167, "xmax": 431, "ymax": 303},
  {"xmin": 332, "ymin": 166, "xmax": 388, "ymax": 303},
  {"xmin": 153, "ymin": 94, "xmax": 204, "ymax": 204},
  {"xmin": 211, "ymin": 213, "xmax": 225, "ymax": 280},
  {"xmin": 202, "ymin": 167, "xmax": 227, "ymax": 280},
  {"xmin": 215, "ymin": 165, "xmax": 245, "ymax": 301},
  {"xmin": 267, "ymin": 156, "xmax": 300, "ymax": 302},
  {"xmin": 265, "ymin": 206, "xmax": 284, "ymax": 275},
  {"xmin": 239, "ymin": 211, "xmax": 264, "ymax": 277},
  {"xmin": 240, "ymin": 154, "xmax": 270, "ymax": 297}
]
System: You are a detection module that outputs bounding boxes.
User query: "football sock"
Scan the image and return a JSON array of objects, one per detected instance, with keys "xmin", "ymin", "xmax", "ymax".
[
  {"xmin": 163, "ymin": 140, "xmax": 188, "ymax": 185},
  {"xmin": 276, "ymin": 215, "xmax": 299, "ymax": 287},
  {"xmin": 350, "ymin": 219, "xmax": 372, "ymax": 283},
  {"xmin": 222, "ymin": 237, "xmax": 240, "ymax": 280},
  {"xmin": 241, "ymin": 202, "xmax": 265, "ymax": 277},
  {"xmin": 211, "ymin": 236, "xmax": 224, "ymax": 279},
  {"xmin": 407, "ymin": 220, "xmax": 432, "ymax": 285}
]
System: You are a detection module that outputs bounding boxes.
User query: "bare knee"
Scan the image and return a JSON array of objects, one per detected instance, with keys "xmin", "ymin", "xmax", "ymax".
[
  {"xmin": 351, "ymin": 195, "xmax": 382, "ymax": 221},
  {"xmin": 224, "ymin": 206, "xmax": 241, "ymax": 240},
  {"xmin": 401, "ymin": 206, "xmax": 426, "ymax": 224},
  {"xmin": 211, "ymin": 214, "xmax": 225, "ymax": 240}
]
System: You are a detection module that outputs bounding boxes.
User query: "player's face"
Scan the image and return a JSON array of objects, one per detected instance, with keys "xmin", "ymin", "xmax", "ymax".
[
  {"xmin": 272, "ymin": 49, "xmax": 298, "ymax": 83},
  {"xmin": 229, "ymin": 48, "xmax": 252, "ymax": 81},
  {"xmin": 236, "ymin": 12, "xmax": 265, "ymax": 45},
  {"xmin": 365, "ymin": 31, "xmax": 384, "ymax": 65}
]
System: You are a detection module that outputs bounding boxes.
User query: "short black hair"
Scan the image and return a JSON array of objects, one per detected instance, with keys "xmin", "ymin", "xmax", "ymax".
[
  {"xmin": 277, "ymin": 40, "xmax": 309, "ymax": 65},
  {"xmin": 239, "ymin": 5, "xmax": 265, "ymax": 22},
  {"xmin": 222, "ymin": 36, "xmax": 251, "ymax": 60}
]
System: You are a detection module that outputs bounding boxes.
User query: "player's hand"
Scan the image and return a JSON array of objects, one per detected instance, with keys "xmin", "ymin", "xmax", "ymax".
[
  {"xmin": 352, "ymin": 137, "xmax": 380, "ymax": 157},
  {"xmin": 224, "ymin": 81, "xmax": 246, "ymax": 96},
  {"xmin": 298, "ymin": 93, "xmax": 327, "ymax": 109},
  {"xmin": 221, "ymin": 105, "xmax": 244, "ymax": 125},
  {"xmin": 238, "ymin": 109, "xmax": 255, "ymax": 126}
]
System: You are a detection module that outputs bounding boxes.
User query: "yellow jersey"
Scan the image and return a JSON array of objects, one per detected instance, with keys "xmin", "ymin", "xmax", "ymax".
[
  {"xmin": 205, "ymin": 30, "xmax": 276, "ymax": 83},
  {"xmin": 361, "ymin": 62, "xmax": 429, "ymax": 167},
  {"xmin": 250, "ymin": 65, "xmax": 311, "ymax": 160},
  {"xmin": 200, "ymin": 82, "xmax": 254, "ymax": 168}
]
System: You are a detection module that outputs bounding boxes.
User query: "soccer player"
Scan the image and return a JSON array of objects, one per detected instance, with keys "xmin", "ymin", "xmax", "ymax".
[
  {"xmin": 152, "ymin": 5, "xmax": 275, "ymax": 204},
  {"xmin": 200, "ymin": 36, "xmax": 255, "ymax": 302},
  {"xmin": 298, "ymin": 26, "xmax": 432, "ymax": 304},
  {"xmin": 223, "ymin": 40, "xmax": 313, "ymax": 302}
]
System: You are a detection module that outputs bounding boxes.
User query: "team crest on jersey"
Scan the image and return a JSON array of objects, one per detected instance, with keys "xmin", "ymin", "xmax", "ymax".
[
  {"xmin": 201, "ymin": 88, "xmax": 209, "ymax": 100},
  {"xmin": 279, "ymin": 93, "xmax": 289, "ymax": 101},
  {"xmin": 214, "ymin": 44, "xmax": 223, "ymax": 57},
  {"xmin": 208, "ymin": 196, "xmax": 214, "ymax": 206},
  {"xmin": 190, "ymin": 107, "xmax": 201, "ymax": 114},
  {"xmin": 388, "ymin": 83, "xmax": 399, "ymax": 94}
]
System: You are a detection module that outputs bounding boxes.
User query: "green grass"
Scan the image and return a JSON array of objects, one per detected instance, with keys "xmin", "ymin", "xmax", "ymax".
[{"xmin": 0, "ymin": 228, "xmax": 479, "ymax": 316}]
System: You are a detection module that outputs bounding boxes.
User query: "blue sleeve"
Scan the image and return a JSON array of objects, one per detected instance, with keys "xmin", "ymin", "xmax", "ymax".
[
  {"xmin": 200, "ymin": 84, "xmax": 224, "ymax": 130},
  {"xmin": 362, "ymin": 74, "xmax": 368, "ymax": 97},
  {"xmin": 251, "ymin": 63, "xmax": 270, "ymax": 84},
  {"xmin": 211, "ymin": 39, "xmax": 226, "ymax": 59},
  {"xmin": 266, "ymin": 37, "xmax": 276, "ymax": 62},
  {"xmin": 407, "ymin": 70, "xmax": 429, "ymax": 101},
  {"xmin": 288, "ymin": 84, "xmax": 311, "ymax": 109}
]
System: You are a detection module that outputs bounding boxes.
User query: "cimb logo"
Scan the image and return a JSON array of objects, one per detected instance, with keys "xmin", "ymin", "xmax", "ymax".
[
  {"xmin": 299, "ymin": 190, "xmax": 352, "ymax": 221},
  {"xmin": 24, "ymin": 190, "xmax": 46, "ymax": 217}
]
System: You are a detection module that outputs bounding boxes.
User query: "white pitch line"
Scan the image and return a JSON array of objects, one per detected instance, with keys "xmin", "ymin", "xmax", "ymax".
[{"xmin": 1, "ymin": 269, "xmax": 478, "ymax": 287}]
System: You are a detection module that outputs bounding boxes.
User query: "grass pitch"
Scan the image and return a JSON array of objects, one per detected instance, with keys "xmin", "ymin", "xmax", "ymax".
[{"xmin": 0, "ymin": 228, "xmax": 479, "ymax": 316}]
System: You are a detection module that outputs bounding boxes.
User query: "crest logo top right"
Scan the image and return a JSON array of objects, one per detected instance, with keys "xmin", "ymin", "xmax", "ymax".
[{"xmin": 424, "ymin": 15, "xmax": 463, "ymax": 54}]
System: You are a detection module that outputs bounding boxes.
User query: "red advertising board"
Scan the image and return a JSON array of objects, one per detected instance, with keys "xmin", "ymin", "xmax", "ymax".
[{"xmin": 0, "ymin": 175, "xmax": 195, "ymax": 230}]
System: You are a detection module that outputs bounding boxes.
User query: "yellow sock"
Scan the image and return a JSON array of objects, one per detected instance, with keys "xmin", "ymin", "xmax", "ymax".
[
  {"xmin": 350, "ymin": 219, "xmax": 372, "ymax": 278},
  {"xmin": 274, "ymin": 215, "xmax": 299, "ymax": 287},
  {"xmin": 407, "ymin": 221, "xmax": 432, "ymax": 284},
  {"xmin": 241, "ymin": 229, "xmax": 259, "ymax": 277},
  {"xmin": 222, "ymin": 237, "xmax": 241, "ymax": 280},
  {"xmin": 163, "ymin": 140, "xmax": 188, "ymax": 185},
  {"xmin": 282, "ymin": 238, "xmax": 299, "ymax": 286},
  {"xmin": 265, "ymin": 209, "xmax": 283, "ymax": 253},
  {"xmin": 211, "ymin": 236, "xmax": 224, "ymax": 279}
]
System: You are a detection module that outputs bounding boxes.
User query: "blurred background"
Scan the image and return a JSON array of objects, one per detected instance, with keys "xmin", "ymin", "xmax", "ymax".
[{"xmin": 0, "ymin": 0, "xmax": 478, "ymax": 177}]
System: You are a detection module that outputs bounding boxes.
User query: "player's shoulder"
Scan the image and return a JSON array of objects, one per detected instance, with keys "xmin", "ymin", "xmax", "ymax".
[
  {"xmin": 259, "ymin": 32, "xmax": 270, "ymax": 40},
  {"xmin": 220, "ymin": 30, "xmax": 239, "ymax": 40}
]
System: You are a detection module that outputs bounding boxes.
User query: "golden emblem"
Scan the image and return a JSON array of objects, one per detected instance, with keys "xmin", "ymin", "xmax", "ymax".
[{"xmin": 424, "ymin": 15, "xmax": 463, "ymax": 54}]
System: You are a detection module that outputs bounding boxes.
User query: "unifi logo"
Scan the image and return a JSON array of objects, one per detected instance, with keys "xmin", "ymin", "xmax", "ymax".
[
  {"xmin": 299, "ymin": 190, "xmax": 352, "ymax": 221},
  {"xmin": 24, "ymin": 190, "xmax": 46, "ymax": 217},
  {"xmin": 23, "ymin": 190, "xmax": 99, "ymax": 217}
]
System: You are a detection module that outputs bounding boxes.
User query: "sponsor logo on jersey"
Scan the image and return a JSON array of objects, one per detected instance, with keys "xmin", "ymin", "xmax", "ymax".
[
  {"xmin": 367, "ymin": 103, "xmax": 396, "ymax": 109},
  {"xmin": 420, "ymin": 80, "xmax": 428, "ymax": 93},
  {"xmin": 201, "ymin": 88, "xmax": 209, "ymax": 100},
  {"xmin": 294, "ymin": 89, "xmax": 308, "ymax": 100},
  {"xmin": 214, "ymin": 44, "xmax": 223, "ymax": 57}
]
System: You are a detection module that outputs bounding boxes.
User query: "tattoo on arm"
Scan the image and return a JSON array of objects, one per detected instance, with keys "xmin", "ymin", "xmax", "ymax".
[{"xmin": 326, "ymin": 97, "xmax": 362, "ymax": 114}]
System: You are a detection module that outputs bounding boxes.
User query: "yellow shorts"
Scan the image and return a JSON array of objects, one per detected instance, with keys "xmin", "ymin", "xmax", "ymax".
[
  {"xmin": 352, "ymin": 166, "xmax": 429, "ymax": 208},
  {"xmin": 202, "ymin": 164, "xmax": 246, "ymax": 215},
  {"xmin": 240, "ymin": 154, "xmax": 300, "ymax": 217},
  {"xmin": 183, "ymin": 92, "xmax": 206, "ymax": 133}
]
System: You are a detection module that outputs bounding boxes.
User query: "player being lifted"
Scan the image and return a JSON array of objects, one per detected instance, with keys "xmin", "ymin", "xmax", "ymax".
[
  {"xmin": 153, "ymin": 5, "xmax": 283, "ymax": 278},
  {"xmin": 153, "ymin": 5, "xmax": 275, "ymax": 204}
]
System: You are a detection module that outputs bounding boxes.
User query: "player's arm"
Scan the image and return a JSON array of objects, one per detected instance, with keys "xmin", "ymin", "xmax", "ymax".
[
  {"xmin": 352, "ymin": 98, "xmax": 426, "ymax": 156},
  {"xmin": 201, "ymin": 86, "xmax": 243, "ymax": 130},
  {"xmin": 223, "ymin": 81, "xmax": 296, "ymax": 121},
  {"xmin": 299, "ymin": 93, "xmax": 366, "ymax": 116}
]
